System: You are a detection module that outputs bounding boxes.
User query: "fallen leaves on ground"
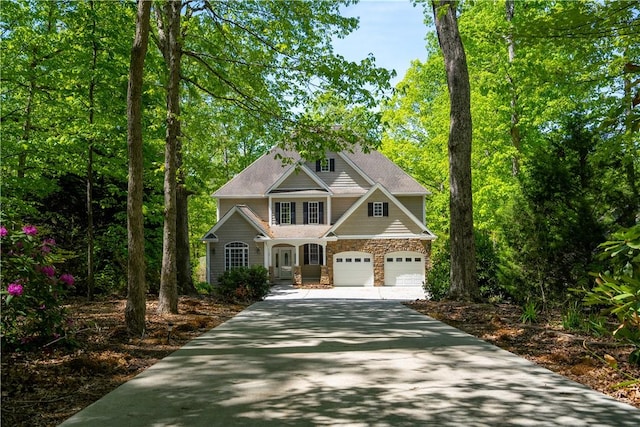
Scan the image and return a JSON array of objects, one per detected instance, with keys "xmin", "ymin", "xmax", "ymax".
[
  {"xmin": 3, "ymin": 297, "xmax": 639, "ymax": 426},
  {"xmin": 1, "ymin": 295, "xmax": 248, "ymax": 427},
  {"xmin": 407, "ymin": 300, "xmax": 640, "ymax": 409}
]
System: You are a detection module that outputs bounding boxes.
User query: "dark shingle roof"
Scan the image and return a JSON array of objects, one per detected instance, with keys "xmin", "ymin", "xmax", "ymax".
[
  {"xmin": 345, "ymin": 149, "xmax": 428, "ymax": 195},
  {"xmin": 213, "ymin": 147, "xmax": 428, "ymax": 197}
]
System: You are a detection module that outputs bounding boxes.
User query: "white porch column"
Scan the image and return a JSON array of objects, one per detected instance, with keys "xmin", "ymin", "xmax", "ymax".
[
  {"xmin": 294, "ymin": 244, "xmax": 300, "ymax": 266},
  {"xmin": 263, "ymin": 242, "xmax": 270, "ymax": 267},
  {"xmin": 322, "ymin": 242, "xmax": 327, "ymax": 265}
]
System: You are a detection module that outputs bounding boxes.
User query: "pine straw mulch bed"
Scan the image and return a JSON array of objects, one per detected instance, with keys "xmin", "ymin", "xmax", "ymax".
[
  {"xmin": 406, "ymin": 300, "xmax": 640, "ymax": 409},
  {"xmin": 2, "ymin": 297, "xmax": 639, "ymax": 426},
  {"xmin": 1, "ymin": 296, "xmax": 249, "ymax": 427}
]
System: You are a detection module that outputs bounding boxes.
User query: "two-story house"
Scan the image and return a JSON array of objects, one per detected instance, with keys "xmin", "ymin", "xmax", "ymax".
[{"xmin": 201, "ymin": 146, "xmax": 436, "ymax": 287}]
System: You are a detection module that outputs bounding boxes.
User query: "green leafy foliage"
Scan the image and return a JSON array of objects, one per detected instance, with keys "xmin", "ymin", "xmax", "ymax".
[
  {"xmin": 215, "ymin": 266, "xmax": 270, "ymax": 303},
  {"xmin": 562, "ymin": 302, "xmax": 584, "ymax": 331},
  {"xmin": 520, "ymin": 300, "xmax": 539, "ymax": 324},
  {"xmin": 583, "ymin": 225, "xmax": 640, "ymax": 359},
  {"xmin": 1, "ymin": 224, "xmax": 77, "ymax": 350},
  {"xmin": 424, "ymin": 245, "xmax": 450, "ymax": 301}
]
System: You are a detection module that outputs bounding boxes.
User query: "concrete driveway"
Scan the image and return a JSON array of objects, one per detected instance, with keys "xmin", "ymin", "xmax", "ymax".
[
  {"xmin": 267, "ymin": 284, "xmax": 426, "ymax": 301},
  {"xmin": 60, "ymin": 289, "xmax": 640, "ymax": 426}
]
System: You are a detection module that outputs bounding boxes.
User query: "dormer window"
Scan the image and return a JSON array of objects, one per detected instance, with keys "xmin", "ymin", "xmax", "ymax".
[{"xmin": 316, "ymin": 158, "xmax": 335, "ymax": 172}]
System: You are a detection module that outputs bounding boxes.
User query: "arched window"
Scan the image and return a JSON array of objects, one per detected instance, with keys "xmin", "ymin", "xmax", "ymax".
[{"xmin": 225, "ymin": 242, "xmax": 248, "ymax": 270}]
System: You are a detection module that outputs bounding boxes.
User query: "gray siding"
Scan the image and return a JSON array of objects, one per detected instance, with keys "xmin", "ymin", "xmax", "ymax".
[
  {"xmin": 219, "ymin": 198, "xmax": 268, "ymax": 222},
  {"xmin": 277, "ymin": 171, "xmax": 321, "ymax": 190},
  {"xmin": 305, "ymin": 154, "xmax": 370, "ymax": 191},
  {"xmin": 395, "ymin": 195, "xmax": 425, "ymax": 222},
  {"xmin": 335, "ymin": 190, "xmax": 423, "ymax": 236},
  {"xmin": 209, "ymin": 213, "xmax": 263, "ymax": 283},
  {"xmin": 331, "ymin": 197, "xmax": 359, "ymax": 223}
]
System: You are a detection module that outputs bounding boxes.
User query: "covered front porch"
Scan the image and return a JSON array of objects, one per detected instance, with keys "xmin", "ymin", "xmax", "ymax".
[{"xmin": 260, "ymin": 238, "xmax": 332, "ymax": 286}]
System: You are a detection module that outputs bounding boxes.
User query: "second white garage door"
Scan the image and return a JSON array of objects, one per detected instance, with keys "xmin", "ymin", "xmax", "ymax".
[
  {"xmin": 333, "ymin": 251, "xmax": 374, "ymax": 286},
  {"xmin": 384, "ymin": 251, "xmax": 425, "ymax": 286}
]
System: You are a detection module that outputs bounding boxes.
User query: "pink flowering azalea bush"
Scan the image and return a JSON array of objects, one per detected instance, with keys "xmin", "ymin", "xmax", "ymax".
[{"xmin": 1, "ymin": 224, "xmax": 76, "ymax": 349}]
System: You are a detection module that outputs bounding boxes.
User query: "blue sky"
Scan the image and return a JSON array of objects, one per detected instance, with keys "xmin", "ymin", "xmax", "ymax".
[{"xmin": 332, "ymin": 0, "xmax": 432, "ymax": 87}]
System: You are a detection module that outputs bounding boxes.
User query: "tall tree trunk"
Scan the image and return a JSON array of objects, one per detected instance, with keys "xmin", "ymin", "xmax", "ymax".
[
  {"xmin": 176, "ymin": 141, "xmax": 197, "ymax": 295},
  {"xmin": 505, "ymin": 0, "xmax": 521, "ymax": 175},
  {"xmin": 622, "ymin": 63, "xmax": 639, "ymax": 226},
  {"xmin": 158, "ymin": 0, "xmax": 181, "ymax": 314},
  {"xmin": 432, "ymin": 0, "xmax": 478, "ymax": 301},
  {"xmin": 125, "ymin": 0, "xmax": 152, "ymax": 336},
  {"xmin": 86, "ymin": 0, "xmax": 97, "ymax": 300}
]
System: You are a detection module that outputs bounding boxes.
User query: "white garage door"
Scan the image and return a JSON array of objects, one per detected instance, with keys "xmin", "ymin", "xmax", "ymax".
[
  {"xmin": 333, "ymin": 251, "xmax": 374, "ymax": 286},
  {"xmin": 384, "ymin": 251, "xmax": 425, "ymax": 286}
]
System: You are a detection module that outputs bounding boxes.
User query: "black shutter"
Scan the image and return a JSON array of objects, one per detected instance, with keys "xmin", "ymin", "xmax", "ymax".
[
  {"xmin": 368, "ymin": 202, "xmax": 373, "ymax": 217},
  {"xmin": 319, "ymin": 245, "xmax": 324, "ymax": 265},
  {"xmin": 291, "ymin": 202, "xmax": 296, "ymax": 224},
  {"xmin": 329, "ymin": 158, "xmax": 335, "ymax": 172},
  {"xmin": 319, "ymin": 202, "xmax": 324, "ymax": 224},
  {"xmin": 315, "ymin": 160, "xmax": 321, "ymax": 171},
  {"xmin": 383, "ymin": 202, "xmax": 389, "ymax": 217},
  {"xmin": 303, "ymin": 244, "xmax": 309, "ymax": 264},
  {"xmin": 303, "ymin": 202, "xmax": 309, "ymax": 224},
  {"xmin": 275, "ymin": 202, "xmax": 280, "ymax": 224}
]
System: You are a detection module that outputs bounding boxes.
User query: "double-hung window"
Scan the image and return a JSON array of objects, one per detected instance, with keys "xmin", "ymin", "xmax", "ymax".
[
  {"xmin": 280, "ymin": 202, "xmax": 291, "ymax": 224},
  {"xmin": 303, "ymin": 243, "xmax": 323, "ymax": 265},
  {"xmin": 308, "ymin": 201, "xmax": 319, "ymax": 224}
]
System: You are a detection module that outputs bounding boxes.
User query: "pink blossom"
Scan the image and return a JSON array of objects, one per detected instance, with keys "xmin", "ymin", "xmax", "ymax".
[
  {"xmin": 41, "ymin": 238, "xmax": 56, "ymax": 253},
  {"xmin": 0, "ymin": 226, "xmax": 7, "ymax": 237},
  {"xmin": 59, "ymin": 274, "xmax": 75, "ymax": 287},
  {"xmin": 7, "ymin": 283, "xmax": 24, "ymax": 296},
  {"xmin": 22, "ymin": 225, "xmax": 37, "ymax": 236},
  {"xmin": 41, "ymin": 265, "xmax": 56, "ymax": 277}
]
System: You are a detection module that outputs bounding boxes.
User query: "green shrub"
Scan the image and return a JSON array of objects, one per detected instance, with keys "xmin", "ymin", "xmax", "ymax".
[
  {"xmin": 424, "ymin": 247, "xmax": 450, "ymax": 301},
  {"xmin": 520, "ymin": 300, "xmax": 539, "ymax": 324},
  {"xmin": 195, "ymin": 281, "xmax": 213, "ymax": 294},
  {"xmin": 583, "ymin": 313, "xmax": 609, "ymax": 337},
  {"xmin": 562, "ymin": 301, "xmax": 583, "ymax": 331},
  {"xmin": 216, "ymin": 265, "xmax": 270, "ymax": 303},
  {"xmin": 583, "ymin": 224, "xmax": 640, "ymax": 364}
]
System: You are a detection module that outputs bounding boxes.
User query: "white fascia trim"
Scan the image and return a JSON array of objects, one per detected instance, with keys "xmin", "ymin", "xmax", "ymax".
[
  {"xmin": 328, "ymin": 183, "xmax": 437, "ymax": 239},
  {"xmin": 269, "ymin": 193, "xmax": 330, "ymax": 199},
  {"xmin": 335, "ymin": 234, "xmax": 437, "ymax": 241},
  {"xmin": 206, "ymin": 205, "xmax": 267, "ymax": 239},
  {"xmin": 265, "ymin": 163, "xmax": 332, "ymax": 195}
]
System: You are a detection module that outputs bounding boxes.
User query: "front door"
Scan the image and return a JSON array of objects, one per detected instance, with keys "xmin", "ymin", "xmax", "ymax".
[{"xmin": 275, "ymin": 248, "xmax": 293, "ymax": 280}]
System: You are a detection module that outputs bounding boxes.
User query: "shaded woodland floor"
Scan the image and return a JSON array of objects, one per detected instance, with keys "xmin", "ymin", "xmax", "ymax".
[
  {"xmin": 408, "ymin": 300, "xmax": 640, "ymax": 410},
  {"xmin": 1, "ymin": 296, "xmax": 638, "ymax": 426}
]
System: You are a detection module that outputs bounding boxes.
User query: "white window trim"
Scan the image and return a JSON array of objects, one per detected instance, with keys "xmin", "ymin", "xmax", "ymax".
[
  {"xmin": 225, "ymin": 241, "xmax": 248, "ymax": 271},
  {"xmin": 320, "ymin": 158, "xmax": 330, "ymax": 172},
  {"xmin": 308, "ymin": 201, "xmax": 319, "ymax": 224},
  {"xmin": 373, "ymin": 201, "xmax": 384, "ymax": 217},
  {"xmin": 280, "ymin": 202, "xmax": 291, "ymax": 224},
  {"xmin": 309, "ymin": 243, "xmax": 320, "ymax": 265}
]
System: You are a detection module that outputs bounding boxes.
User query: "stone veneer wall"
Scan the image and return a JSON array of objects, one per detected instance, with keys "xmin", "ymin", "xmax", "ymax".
[{"xmin": 326, "ymin": 239, "xmax": 432, "ymax": 286}]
